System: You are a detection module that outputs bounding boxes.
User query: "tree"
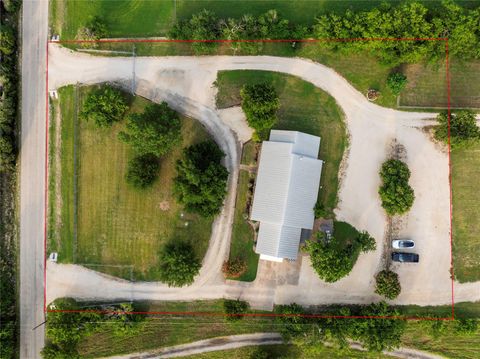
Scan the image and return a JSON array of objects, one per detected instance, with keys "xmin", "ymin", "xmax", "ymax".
[
  {"xmin": 352, "ymin": 302, "xmax": 406, "ymax": 352},
  {"xmin": 375, "ymin": 270, "xmax": 401, "ymax": 299},
  {"xmin": 105, "ymin": 303, "xmax": 146, "ymax": 337},
  {"xmin": 274, "ymin": 303, "xmax": 307, "ymax": 339},
  {"xmin": 240, "ymin": 83, "xmax": 279, "ymax": 140},
  {"xmin": 119, "ymin": 103, "xmax": 182, "ymax": 156},
  {"xmin": 357, "ymin": 231, "xmax": 376, "ymax": 252},
  {"xmin": 0, "ymin": 25, "xmax": 15, "ymax": 55},
  {"xmin": 387, "ymin": 73, "xmax": 408, "ymax": 96},
  {"xmin": 222, "ymin": 257, "xmax": 247, "ymax": 278},
  {"xmin": 305, "ymin": 238, "xmax": 354, "ymax": 283},
  {"xmin": 80, "ymin": 85, "xmax": 128, "ymax": 128},
  {"xmin": 378, "ymin": 159, "xmax": 415, "ymax": 215},
  {"xmin": 434, "ymin": 110, "xmax": 480, "ymax": 148},
  {"xmin": 41, "ymin": 341, "xmax": 80, "ymax": 359},
  {"xmin": 313, "ymin": 201, "xmax": 328, "ymax": 218},
  {"xmin": 158, "ymin": 241, "xmax": 201, "ymax": 287},
  {"xmin": 223, "ymin": 299, "xmax": 249, "ymax": 321},
  {"xmin": 125, "ymin": 154, "xmax": 160, "ymax": 188},
  {"xmin": 174, "ymin": 141, "xmax": 228, "ymax": 217}
]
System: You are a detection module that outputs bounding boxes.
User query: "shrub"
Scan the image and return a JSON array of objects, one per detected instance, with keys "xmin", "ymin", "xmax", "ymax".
[
  {"xmin": 0, "ymin": 136, "xmax": 15, "ymax": 172},
  {"xmin": 313, "ymin": 201, "xmax": 328, "ymax": 218},
  {"xmin": 386, "ymin": 73, "xmax": 408, "ymax": 96},
  {"xmin": 434, "ymin": 110, "xmax": 480, "ymax": 148},
  {"xmin": 240, "ymin": 83, "xmax": 279, "ymax": 141},
  {"xmin": 0, "ymin": 25, "xmax": 16, "ymax": 55},
  {"xmin": 158, "ymin": 241, "xmax": 201, "ymax": 287},
  {"xmin": 125, "ymin": 154, "xmax": 160, "ymax": 188},
  {"xmin": 222, "ymin": 257, "xmax": 247, "ymax": 278},
  {"xmin": 378, "ymin": 159, "xmax": 415, "ymax": 215},
  {"xmin": 80, "ymin": 85, "xmax": 128, "ymax": 128},
  {"xmin": 174, "ymin": 141, "xmax": 228, "ymax": 217},
  {"xmin": 274, "ymin": 303, "xmax": 306, "ymax": 339},
  {"xmin": 105, "ymin": 303, "xmax": 146, "ymax": 337},
  {"xmin": 223, "ymin": 299, "xmax": 249, "ymax": 321},
  {"xmin": 119, "ymin": 103, "xmax": 182, "ymax": 157},
  {"xmin": 357, "ymin": 231, "xmax": 376, "ymax": 252},
  {"xmin": 454, "ymin": 318, "xmax": 478, "ymax": 334},
  {"xmin": 76, "ymin": 17, "xmax": 107, "ymax": 46},
  {"xmin": 374, "ymin": 270, "xmax": 401, "ymax": 299}
]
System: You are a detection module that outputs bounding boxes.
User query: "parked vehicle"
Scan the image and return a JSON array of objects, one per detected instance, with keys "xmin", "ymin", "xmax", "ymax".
[
  {"xmin": 392, "ymin": 252, "xmax": 419, "ymax": 263},
  {"xmin": 392, "ymin": 239, "xmax": 415, "ymax": 249}
]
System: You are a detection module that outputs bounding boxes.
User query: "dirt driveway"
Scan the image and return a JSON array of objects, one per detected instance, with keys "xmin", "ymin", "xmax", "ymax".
[{"xmin": 46, "ymin": 45, "xmax": 480, "ymax": 308}]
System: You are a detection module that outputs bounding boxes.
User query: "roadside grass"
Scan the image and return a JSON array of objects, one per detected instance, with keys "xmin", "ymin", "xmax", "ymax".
[
  {"xmin": 48, "ymin": 86, "xmax": 76, "ymax": 262},
  {"xmin": 228, "ymin": 170, "xmax": 258, "ymax": 282},
  {"xmin": 53, "ymin": 85, "xmax": 213, "ymax": 280},
  {"xmin": 216, "ymin": 70, "xmax": 347, "ymax": 215},
  {"xmin": 451, "ymin": 143, "xmax": 480, "ymax": 282},
  {"xmin": 47, "ymin": 98, "xmax": 58, "ymax": 254}
]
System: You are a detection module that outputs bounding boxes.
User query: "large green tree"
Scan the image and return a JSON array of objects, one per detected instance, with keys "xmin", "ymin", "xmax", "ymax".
[
  {"xmin": 80, "ymin": 85, "xmax": 128, "ymax": 128},
  {"xmin": 240, "ymin": 83, "xmax": 279, "ymax": 140},
  {"xmin": 174, "ymin": 141, "xmax": 228, "ymax": 217},
  {"xmin": 158, "ymin": 241, "xmax": 201, "ymax": 287},
  {"xmin": 119, "ymin": 102, "xmax": 182, "ymax": 157},
  {"xmin": 434, "ymin": 110, "xmax": 480, "ymax": 148},
  {"xmin": 378, "ymin": 159, "xmax": 415, "ymax": 216}
]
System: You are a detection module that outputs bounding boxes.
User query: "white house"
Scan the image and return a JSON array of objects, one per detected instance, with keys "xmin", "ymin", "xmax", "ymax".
[{"xmin": 250, "ymin": 130, "xmax": 323, "ymax": 262}]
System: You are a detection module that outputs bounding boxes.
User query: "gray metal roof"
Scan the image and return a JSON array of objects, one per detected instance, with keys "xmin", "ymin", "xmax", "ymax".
[{"xmin": 251, "ymin": 130, "xmax": 322, "ymax": 260}]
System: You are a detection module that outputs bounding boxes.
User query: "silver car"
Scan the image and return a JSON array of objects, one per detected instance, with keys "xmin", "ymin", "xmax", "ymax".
[{"xmin": 392, "ymin": 239, "xmax": 415, "ymax": 249}]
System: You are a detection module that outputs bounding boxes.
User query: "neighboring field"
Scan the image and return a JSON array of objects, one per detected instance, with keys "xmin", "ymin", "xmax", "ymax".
[
  {"xmin": 451, "ymin": 144, "xmax": 480, "ymax": 282},
  {"xmin": 228, "ymin": 170, "xmax": 258, "ymax": 282},
  {"xmin": 74, "ymin": 300, "xmax": 480, "ymax": 359},
  {"xmin": 49, "ymin": 85, "xmax": 213, "ymax": 280},
  {"xmin": 216, "ymin": 70, "xmax": 346, "ymax": 215}
]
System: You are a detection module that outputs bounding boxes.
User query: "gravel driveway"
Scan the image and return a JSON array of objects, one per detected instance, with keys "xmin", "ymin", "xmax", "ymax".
[{"xmin": 46, "ymin": 44, "xmax": 480, "ymax": 309}]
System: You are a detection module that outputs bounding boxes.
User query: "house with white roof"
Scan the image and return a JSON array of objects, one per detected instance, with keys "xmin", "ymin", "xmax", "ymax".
[{"xmin": 250, "ymin": 130, "xmax": 323, "ymax": 262}]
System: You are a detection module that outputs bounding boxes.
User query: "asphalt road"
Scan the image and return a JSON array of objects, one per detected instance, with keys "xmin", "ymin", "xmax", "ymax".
[{"xmin": 19, "ymin": 0, "xmax": 49, "ymax": 357}]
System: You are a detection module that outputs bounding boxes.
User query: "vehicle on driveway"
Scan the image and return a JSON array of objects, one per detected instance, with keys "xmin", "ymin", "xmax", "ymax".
[
  {"xmin": 392, "ymin": 252, "xmax": 419, "ymax": 263},
  {"xmin": 392, "ymin": 239, "xmax": 415, "ymax": 249}
]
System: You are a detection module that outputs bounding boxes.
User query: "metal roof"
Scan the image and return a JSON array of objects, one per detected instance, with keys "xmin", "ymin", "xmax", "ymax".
[{"xmin": 251, "ymin": 130, "xmax": 322, "ymax": 261}]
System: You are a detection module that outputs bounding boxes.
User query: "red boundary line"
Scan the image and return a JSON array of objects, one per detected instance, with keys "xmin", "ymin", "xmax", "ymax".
[{"xmin": 44, "ymin": 37, "xmax": 453, "ymax": 320}]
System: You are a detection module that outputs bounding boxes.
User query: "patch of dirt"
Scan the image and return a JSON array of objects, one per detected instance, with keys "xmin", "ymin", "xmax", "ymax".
[{"xmin": 159, "ymin": 201, "xmax": 170, "ymax": 211}]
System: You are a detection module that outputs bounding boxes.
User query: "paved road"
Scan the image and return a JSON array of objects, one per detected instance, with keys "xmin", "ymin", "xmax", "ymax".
[{"xmin": 19, "ymin": 0, "xmax": 49, "ymax": 358}]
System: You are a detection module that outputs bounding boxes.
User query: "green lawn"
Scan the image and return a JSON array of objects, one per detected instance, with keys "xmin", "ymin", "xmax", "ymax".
[
  {"xmin": 216, "ymin": 70, "xmax": 346, "ymax": 215},
  {"xmin": 451, "ymin": 144, "xmax": 480, "ymax": 282},
  {"xmin": 228, "ymin": 170, "xmax": 258, "ymax": 282},
  {"xmin": 50, "ymin": 85, "xmax": 213, "ymax": 280}
]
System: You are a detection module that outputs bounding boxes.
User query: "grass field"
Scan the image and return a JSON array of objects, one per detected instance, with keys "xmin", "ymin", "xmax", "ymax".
[
  {"xmin": 451, "ymin": 144, "xmax": 480, "ymax": 282},
  {"xmin": 50, "ymin": 85, "xmax": 213, "ymax": 280},
  {"xmin": 74, "ymin": 299, "xmax": 480, "ymax": 359},
  {"xmin": 228, "ymin": 170, "xmax": 258, "ymax": 282},
  {"xmin": 216, "ymin": 70, "xmax": 346, "ymax": 215}
]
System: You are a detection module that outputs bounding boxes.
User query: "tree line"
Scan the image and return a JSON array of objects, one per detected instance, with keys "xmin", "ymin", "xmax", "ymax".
[{"xmin": 169, "ymin": 1, "xmax": 480, "ymax": 63}]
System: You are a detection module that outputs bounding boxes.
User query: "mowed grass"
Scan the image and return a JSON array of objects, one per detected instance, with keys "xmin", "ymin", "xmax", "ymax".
[
  {"xmin": 216, "ymin": 70, "xmax": 346, "ymax": 214},
  {"xmin": 451, "ymin": 144, "xmax": 480, "ymax": 282},
  {"xmin": 55, "ymin": 85, "xmax": 213, "ymax": 280},
  {"xmin": 228, "ymin": 170, "xmax": 258, "ymax": 282},
  {"xmin": 48, "ymin": 86, "xmax": 76, "ymax": 262},
  {"xmin": 50, "ymin": 0, "xmax": 175, "ymax": 39}
]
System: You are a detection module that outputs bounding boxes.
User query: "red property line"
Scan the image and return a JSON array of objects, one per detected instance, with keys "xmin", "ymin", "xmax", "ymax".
[{"xmin": 44, "ymin": 37, "xmax": 453, "ymax": 320}]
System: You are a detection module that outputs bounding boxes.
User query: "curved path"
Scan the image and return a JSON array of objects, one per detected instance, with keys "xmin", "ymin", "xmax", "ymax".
[{"xmin": 46, "ymin": 45, "xmax": 480, "ymax": 309}]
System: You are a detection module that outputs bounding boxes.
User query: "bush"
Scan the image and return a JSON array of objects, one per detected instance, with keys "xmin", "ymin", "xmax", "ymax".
[
  {"xmin": 158, "ymin": 242, "xmax": 201, "ymax": 287},
  {"xmin": 0, "ymin": 25, "xmax": 15, "ymax": 55},
  {"xmin": 313, "ymin": 201, "xmax": 328, "ymax": 218},
  {"xmin": 174, "ymin": 141, "xmax": 228, "ymax": 217},
  {"xmin": 454, "ymin": 318, "xmax": 478, "ymax": 334},
  {"xmin": 80, "ymin": 85, "xmax": 128, "ymax": 128},
  {"xmin": 223, "ymin": 299, "xmax": 249, "ymax": 321},
  {"xmin": 387, "ymin": 73, "xmax": 407, "ymax": 96},
  {"xmin": 76, "ymin": 16, "xmax": 107, "ymax": 45},
  {"xmin": 434, "ymin": 110, "xmax": 480, "ymax": 148},
  {"xmin": 378, "ymin": 159, "xmax": 415, "ymax": 216},
  {"xmin": 0, "ymin": 136, "xmax": 15, "ymax": 172},
  {"xmin": 105, "ymin": 303, "xmax": 146, "ymax": 337},
  {"xmin": 274, "ymin": 303, "xmax": 306, "ymax": 339},
  {"xmin": 375, "ymin": 270, "xmax": 401, "ymax": 299},
  {"xmin": 125, "ymin": 154, "xmax": 160, "ymax": 188},
  {"xmin": 240, "ymin": 83, "xmax": 279, "ymax": 141},
  {"xmin": 119, "ymin": 103, "xmax": 182, "ymax": 157},
  {"xmin": 357, "ymin": 231, "xmax": 376, "ymax": 252},
  {"xmin": 222, "ymin": 257, "xmax": 247, "ymax": 278}
]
